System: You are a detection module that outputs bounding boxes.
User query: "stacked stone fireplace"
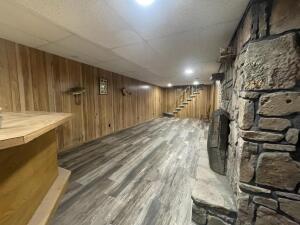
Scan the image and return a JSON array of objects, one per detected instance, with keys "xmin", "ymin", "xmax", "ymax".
[
  {"xmin": 214, "ymin": 1, "xmax": 300, "ymax": 224},
  {"xmin": 233, "ymin": 32, "xmax": 300, "ymax": 225}
]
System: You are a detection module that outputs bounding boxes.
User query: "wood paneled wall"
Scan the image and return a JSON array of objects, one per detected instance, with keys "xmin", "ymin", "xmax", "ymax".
[
  {"xmin": 0, "ymin": 38, "xmax": 164, "ymax": 152},
  {"xmin": 162, "ymin": 87, "xmax": 183, "ymax": 113},
  {"xmin": 209, "ymin": 82, "xmax": 220, "ymax": 116},
  {"xmin": 163, "ymin": 85, "xmax": 216, "ymax": 119}
]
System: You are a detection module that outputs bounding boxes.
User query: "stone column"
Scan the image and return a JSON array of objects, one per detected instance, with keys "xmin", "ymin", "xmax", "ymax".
[{"xmin": 233, "ymin": 33, "xmax": 300, "ymax": 225}]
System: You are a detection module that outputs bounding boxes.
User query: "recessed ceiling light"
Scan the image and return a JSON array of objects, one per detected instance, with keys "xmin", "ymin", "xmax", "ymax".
[
  {"xmin": 136, "ymin": 0, "xmax": 155, "ymax": 6},
  {"xmin": 193, "ymin": 81, "xmax": 199, "ymax": 85},
  {"xmin": 167, "ymin": 83, "xmax": 172, "ymax": 87},
  {"xmin": 185, "ymin": 69, "xmax": 194, "ymax": 75}
]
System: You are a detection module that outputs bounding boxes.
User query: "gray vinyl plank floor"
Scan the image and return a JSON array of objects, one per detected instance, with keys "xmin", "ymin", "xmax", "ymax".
[{"xmin": 51, "ymin": 118, "xmax": 209, "ymax": 225}]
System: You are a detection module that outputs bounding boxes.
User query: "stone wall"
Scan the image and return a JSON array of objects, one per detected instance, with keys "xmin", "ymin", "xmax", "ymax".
[
  {"xmin": 219, "ymin": 0, "xmax": 300, "ymax": 224},
  {"xmin": 193, "ymin": 202, "xmax": 236, "ymax": 225}
]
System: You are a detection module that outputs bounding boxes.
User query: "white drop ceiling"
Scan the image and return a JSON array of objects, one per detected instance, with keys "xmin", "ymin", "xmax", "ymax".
[{"xmin": 0, "ymin": 0, "xmax": 248, "ymax": 86}]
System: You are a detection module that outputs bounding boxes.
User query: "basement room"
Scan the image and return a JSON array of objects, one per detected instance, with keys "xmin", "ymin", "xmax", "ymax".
[{"xmin": 0, "ymin": 0, "xmax": 299, "ymax": 225}]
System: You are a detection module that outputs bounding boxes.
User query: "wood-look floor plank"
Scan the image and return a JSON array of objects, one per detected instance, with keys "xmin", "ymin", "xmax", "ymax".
[{"xmin": 51, "ymin": 118, "xmax": 208, "ymax": 225}]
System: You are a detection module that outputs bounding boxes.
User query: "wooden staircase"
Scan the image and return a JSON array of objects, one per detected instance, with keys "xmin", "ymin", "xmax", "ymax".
[{"xmin": 164, "ymin": 86, "xmax": 202, "ymax": 117}]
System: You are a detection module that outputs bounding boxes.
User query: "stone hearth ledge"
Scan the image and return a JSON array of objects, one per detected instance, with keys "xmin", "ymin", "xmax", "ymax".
[{"xmin": 191, "ymin": 151, "xmax": 237, "ymax": 225}]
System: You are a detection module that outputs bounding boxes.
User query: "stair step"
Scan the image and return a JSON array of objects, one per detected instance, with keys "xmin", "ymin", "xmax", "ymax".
[
  {"xmin": 173, "ymin": 111, "xmax": 178, "ymax": 114},
  {"xmin": 176, "ymin": 108, "xmax": 181, "ymax": 111},
  {"xmin": 179, "ymin": 105, "xmax": 185, "ymax": 108},
  {"xmin": 183, "ymin": 102, "xmax": 188, "ymax": 105},
  {"xmin": 163, "ymin": 112, "xmax": 175, "ymax": 117},
  {"xmin": 187, "ymin": 99, "xmax": 192, "ymax": 101},
  {"xmin": 190, "ymin": 95, "xmax": 196, "ymax": 98},
  {"xmin": 193, "ymin": 92, "xmax": 200, "ymax": 94}
]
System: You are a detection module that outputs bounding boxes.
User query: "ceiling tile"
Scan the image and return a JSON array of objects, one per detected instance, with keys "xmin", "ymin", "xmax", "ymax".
[
  {"xmin": 0, "ymin": 22, "xmax": 48, "ymax": 48},
  {"xmin": 105, "ymin": 0, "xmax": 248, "ymax": 40},
  {"xmin": 112, "ymin": 41, "xmax": 168, "ymax": 72},
  {"xmin": 0, "ymin": 1, "xmax": 71, "ymax": 42},
  {"xmin": 38, "ymin": 41, "xmax": 99, "ymax": 66},
  {"xmin": 11, "ymin": 0, "xmax": 143, "ymax": 48},
  {"xmin": 146, "ymin": 20, "xmax": 238, "ymax": 81},
  {"xmin": 96, "ymin": 58, "xmax": 165, "ymax": 84},
  {"xmin": 51, "ymin": 36, "xmax": 120, "ymax": 62}
]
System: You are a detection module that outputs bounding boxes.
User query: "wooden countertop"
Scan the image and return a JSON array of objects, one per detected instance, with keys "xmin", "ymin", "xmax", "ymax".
[{"xmin": 0, "ymin": 112, "xmax": 72, "ymax": 150}]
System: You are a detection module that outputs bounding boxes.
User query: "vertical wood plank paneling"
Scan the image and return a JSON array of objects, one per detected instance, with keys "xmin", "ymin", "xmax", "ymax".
[
  {"xmin": 82, "ymin": 64, "xmax": 97, "ymax": 142},
  {"xmin": 51, "ymin": 56, "xmax": 64, "ymax": 150},
  {"xmin": 0, "ymin": 39, "xmax": 12, "ymax": 111},
  {"xmin": 97, "ymin": 69, "xmax": 114, "ymax": 136},
  {"xmin": 122, "ymin": 77, "xmax": 136, "ymax": 128},
  {"xmin": 112, "ymin": 73, "xmax": 124, "ymax": 132},
  {"xmin": 92, "ymin": 67, "xmax": 100, "ymax": 138},
  {"xmin": 15, "ymin": 45, "xmax": 26, "ymax": 111},
  {"xmin": 44, "ymin": 54, "xmax": 56, "ymax": 112},
  {"xmin": 137, "ymin": 82, "xmax": 143, "ymax": 123},
  {"xmin": 58, "ymin": 57, "xmax": 72, "ymax": 149},
  {"xmin": 5, "ymin": 42, "xmax": 21, "ymax": 112},
  {"xmin": 149, "ymin": 86, "xmax": 155, "ymax": 119},
  {"xmin": 0, "ymin": 38, "xmax": 164, "ymax": 151},
  {"xmin": 67, "ymin": 60, "xmax": 84, "ymax": 146},
  {"xmin": 29, "ymin": 49, "xmax": 49, "ymax": 111},
  {"xmin": 209, "ymin": 83, "xmax": 220, "ymax": 117},
  {"xmin": 19, "ymin": 46, "xmax": 35, "ymax": 111}
]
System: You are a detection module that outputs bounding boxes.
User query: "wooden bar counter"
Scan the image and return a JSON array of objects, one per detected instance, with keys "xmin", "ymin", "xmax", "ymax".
[{"xmin": 0, "ymin": 112, "xmax": 72, "ymax": 225}]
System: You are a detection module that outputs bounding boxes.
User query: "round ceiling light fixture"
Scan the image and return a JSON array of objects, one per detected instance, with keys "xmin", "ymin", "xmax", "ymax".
[
  {"xmin": 193, "ymin": 81, "xmax": 200, "ymax": 85},
  {"xmin": 135, "ymin": 0, "xmax": 155, "ymax": 6},
  {"xmin": 185, "ymin": 68, "xmax": 194, "ymax": 75},
  {"xmin": 167, "ymin": 83, "xmax": 172, "ymax": 87}
]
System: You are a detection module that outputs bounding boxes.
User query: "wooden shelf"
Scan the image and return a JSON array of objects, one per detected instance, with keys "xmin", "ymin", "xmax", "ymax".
[
  {"xmin": 27, "ymin": 167, "xmax": 71, "ymax": 225},
  {"xmin": 0, "ymin": 112, "xmax": 72, "ymax": 150}
]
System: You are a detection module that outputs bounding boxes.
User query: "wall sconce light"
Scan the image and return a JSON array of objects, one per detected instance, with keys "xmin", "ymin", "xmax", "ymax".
[
  {"xmin": 68, "ymin": 87, "xmax": 86, "ymax": 105},
  {"xmin": 121, "ymin": 87, "xmax": 132, "ymax": 96}
]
